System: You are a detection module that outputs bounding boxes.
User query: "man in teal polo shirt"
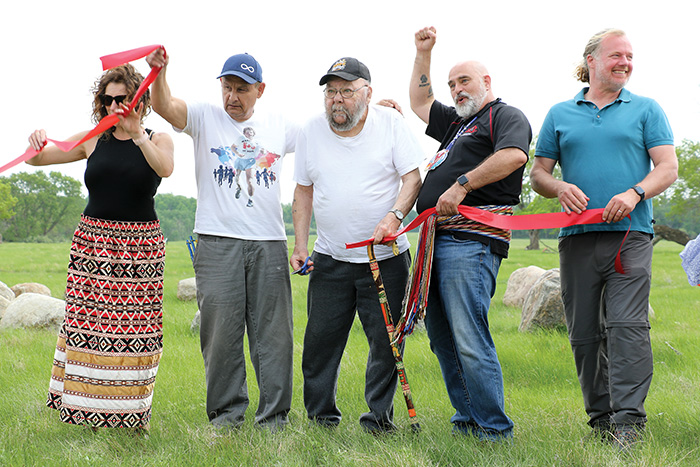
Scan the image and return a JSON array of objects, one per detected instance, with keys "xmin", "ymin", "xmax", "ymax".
[{"xmin": 531, "ymin": 28, "xmax": 678, "ymax": 451}]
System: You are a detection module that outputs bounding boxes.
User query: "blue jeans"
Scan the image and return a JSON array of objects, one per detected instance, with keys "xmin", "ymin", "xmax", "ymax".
[{"xmin": 425, "ymin": 234, "xmax": 513, "ymax": 440}]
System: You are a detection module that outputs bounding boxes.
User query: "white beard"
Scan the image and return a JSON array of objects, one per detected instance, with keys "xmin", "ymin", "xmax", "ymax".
[
  {"xmin": 326, "ymin": 99, "xmax": 367, "ymax": 132},
  {"xmin": 454, "ymin": 84, "xmax": 487, "ymax": 119}
]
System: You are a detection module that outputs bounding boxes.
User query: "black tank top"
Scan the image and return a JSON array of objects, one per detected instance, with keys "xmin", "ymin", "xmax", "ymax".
[{"xmin": 83, "ymin": 130, "xmax": 162, "ymax": 221}]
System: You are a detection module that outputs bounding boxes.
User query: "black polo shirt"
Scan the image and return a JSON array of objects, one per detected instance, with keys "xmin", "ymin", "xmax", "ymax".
[{"xmin": 416, "ymin": 99, "xmax": 532, "ymax": 257}]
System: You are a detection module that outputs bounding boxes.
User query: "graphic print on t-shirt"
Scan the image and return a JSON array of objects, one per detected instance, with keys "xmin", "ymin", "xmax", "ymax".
[{"xmin": 208, "ymin": 126, "xmax": 281, "ymax": 208}]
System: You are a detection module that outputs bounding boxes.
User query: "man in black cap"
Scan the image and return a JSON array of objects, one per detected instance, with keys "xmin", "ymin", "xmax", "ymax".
[
  {"xmin": 290, "ymin": 57, "xmax": 423, "ymax": 433},
  {"xmin": 146, "ymin": 49, "xmax": 296, "ymax": 432}
]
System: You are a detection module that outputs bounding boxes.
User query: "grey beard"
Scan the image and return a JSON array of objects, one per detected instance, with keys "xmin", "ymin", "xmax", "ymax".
[
  {"xmin": 326, "ymin": 101, "xmax": 367, "ymax": 132},
  {"xmin": 455, "ymin": 91, "xmax": 486, "ymax": 119}
]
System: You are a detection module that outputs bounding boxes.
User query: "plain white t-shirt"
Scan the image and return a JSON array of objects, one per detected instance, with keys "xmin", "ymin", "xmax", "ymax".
[{"xmin": 294, "ymin": 105, "xmax": 424, "ymax": 262}]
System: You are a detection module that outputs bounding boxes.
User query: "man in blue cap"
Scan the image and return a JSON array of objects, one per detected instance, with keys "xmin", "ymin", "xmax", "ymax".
[{"xmin": 147, "ymin": 49, "xmax": 296, "ymax": 432}]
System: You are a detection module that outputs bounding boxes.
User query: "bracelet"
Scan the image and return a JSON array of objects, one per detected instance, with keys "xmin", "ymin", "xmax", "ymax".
[{"xmin": 133, "ymin": 131, "xmax": 149, "ymax": 146}]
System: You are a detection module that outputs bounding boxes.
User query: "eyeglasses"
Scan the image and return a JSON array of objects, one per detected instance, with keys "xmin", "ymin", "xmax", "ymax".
[
  {"xmin": 323, "ymin": 85, "xmax": 368, "ymax": 99},
  {"xmin": 100, "ymin": 94, "xmax": 128, "ymax": 106}
]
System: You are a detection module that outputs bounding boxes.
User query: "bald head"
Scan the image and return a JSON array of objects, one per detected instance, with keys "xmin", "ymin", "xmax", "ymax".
[
  {"xmin": 449, "ymin": 61, "xmax": 489, "ymax": 82},
  {"xmin": 447, "ymin": 61, "xmax": 495, "ymax": 118}
]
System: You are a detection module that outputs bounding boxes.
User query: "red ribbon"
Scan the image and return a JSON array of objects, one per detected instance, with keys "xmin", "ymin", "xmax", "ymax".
[
  {"xmin": 0, "ymin": 45, "xmax": 163, "ymax": 175},
  {"xmin": 346, "ymin": 206, "xmax": 631, "ymax": 274}
]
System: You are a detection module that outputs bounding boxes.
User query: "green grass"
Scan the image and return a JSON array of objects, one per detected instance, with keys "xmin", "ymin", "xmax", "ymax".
[{"xmin": 1, "ymin": 238, "xmax": 699, "ymax": 466}]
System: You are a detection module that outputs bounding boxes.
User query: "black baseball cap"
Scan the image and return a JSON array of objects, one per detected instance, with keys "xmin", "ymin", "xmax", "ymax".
[{"xmin": 319, "ymin": 57, "xmax": 371, "ymax": 85}]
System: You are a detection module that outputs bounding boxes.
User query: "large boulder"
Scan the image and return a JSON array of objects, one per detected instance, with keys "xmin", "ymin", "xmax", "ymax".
[
  {"xmin": 0, "ymin": 293, "xmax": 65, "ymax": 331},
  {"xmin": 0, "ymin": 281, "xmax": 15, "ymax": 302},
  {"xmin": 11, "ymin": 282, "xmax": 52, "ymax": 297},
  {"xmin": 191, "ymin": 310, "xmax": 201, "ymax": 332},
  {"xmin": 0, "ymin": 295, "xmax": 11, "ymax": 319},
  {"xmin": 519, "ymin": 269, "xmax": 565, "ymax": 332},
  {"xmin": 177, "ymin": 277, "xmax": 197, "ymax": 301},
  {"xmin": 518, "ymin": 268, "xmax": 657, "ymax": 333},
  {"xmin": 503, "ymin": 266, "xmax": 546, "ymax": 308}
]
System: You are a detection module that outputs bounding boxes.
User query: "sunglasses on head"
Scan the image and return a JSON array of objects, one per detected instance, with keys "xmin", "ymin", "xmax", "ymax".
[{"xmin": 100, "ymin": 94, "xmax": 128, "ymax": 106}]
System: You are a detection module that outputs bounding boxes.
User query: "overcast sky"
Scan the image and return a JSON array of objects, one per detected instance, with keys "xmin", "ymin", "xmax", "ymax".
[{"xmin": 2, "ymin": 0, "xmax": 698, "ymax": 204}]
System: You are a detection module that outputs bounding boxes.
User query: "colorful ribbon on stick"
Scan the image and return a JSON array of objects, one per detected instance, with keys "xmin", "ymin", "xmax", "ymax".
[{"xmin": 0, "ymin": 45, "xmax": 163, "ymax": 175}]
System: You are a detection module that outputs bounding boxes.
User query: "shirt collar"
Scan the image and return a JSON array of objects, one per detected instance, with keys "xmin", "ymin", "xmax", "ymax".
[{"xmin": 575, "ymin": 87, "xmax": 631, "ymax": 105}]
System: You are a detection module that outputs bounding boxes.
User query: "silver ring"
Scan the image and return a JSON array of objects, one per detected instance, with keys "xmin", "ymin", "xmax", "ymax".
[{"xmin": 617, "ymin": 209, "xmax": 623, "ymax": 212}]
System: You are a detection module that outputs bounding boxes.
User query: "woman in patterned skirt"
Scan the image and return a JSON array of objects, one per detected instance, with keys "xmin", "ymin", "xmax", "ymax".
[{"xmin": 27, "ymin": 64, "xmax": 174, "ymax": 432}]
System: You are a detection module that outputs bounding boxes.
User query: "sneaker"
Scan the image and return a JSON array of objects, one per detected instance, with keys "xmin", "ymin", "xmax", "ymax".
[
  {"xmin": 611, "ymin": 423, "xmax": 644, "ymax": 451},
  {"xmin": 246, "ymin": 199, "xmax": 254, "ymax": 208},
  {"xmin": 585, "ymin": 419, "xmax": 612, "ymax": 444},
  {"xmin": 361, "ymin": 420, "xmax": 397, "ymax": 436},
  {"xmin": 235, "ymin": 185, "xmax": 242, "ymax": 199}
]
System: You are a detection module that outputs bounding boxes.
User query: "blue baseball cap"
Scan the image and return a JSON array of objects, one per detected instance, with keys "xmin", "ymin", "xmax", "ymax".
[{"xmin": 217, "ymin": 53, "xmax": 262, "ymax": 84}]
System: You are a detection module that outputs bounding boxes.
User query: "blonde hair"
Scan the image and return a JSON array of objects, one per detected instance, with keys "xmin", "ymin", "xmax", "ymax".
[{"xmin": 574, "ymin": 28, "xmax": 627, "ymax": 83}]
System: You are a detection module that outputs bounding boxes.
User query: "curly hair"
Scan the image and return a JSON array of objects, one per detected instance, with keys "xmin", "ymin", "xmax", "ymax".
[
  {"xmin": 90, "ymin": 64, "xmax": 151, "ymax": 134},
  {"xmin": 574, "ymin": 28, "xmax": 627, "ymax": 83}
]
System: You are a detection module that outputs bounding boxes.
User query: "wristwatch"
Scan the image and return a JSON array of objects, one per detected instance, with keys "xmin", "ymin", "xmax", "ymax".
[
  {"xmin": 389, "ymin": 209, "xmax": 405, "ymax": 221},
  {"xmin": 457, "ymin": 174, "xmax": 472, "ymax": 192},
  {"xmin": 632, "ymin": 185, "xmax": 645, "ymax": 201}
]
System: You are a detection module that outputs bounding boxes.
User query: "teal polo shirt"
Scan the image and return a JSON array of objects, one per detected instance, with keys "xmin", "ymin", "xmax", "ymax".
[{"xmin": 535, "ymin": 88, "xmax": 674, "ymax": 236}]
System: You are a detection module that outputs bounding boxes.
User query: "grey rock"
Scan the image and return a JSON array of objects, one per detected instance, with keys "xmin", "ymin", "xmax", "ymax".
[
  {"xmin": 0, "ymin": 293, "xmax": 65, "ymax": 331},
  {"xmin": 503, "ymin": 266, "xmax": 546, "ymax": 308},
  {"xmin": 519, "ymin": 269, "xmax": 566, "ymax": 332},
  {"xmin": 11, "ymin": 282, "xmax": 52, "ymax": 297},
  {"xmin": 0, "ymin": 281, "xmax": 15, "ymax": 302},
  {"xmin": 191, "ymin": 309, "xmax": 200, "ymax": 332},
  {"xmin": 0, "ymin": 295, "xmax": 11, "ymax": 319},
  {"xmin": 177, "ymin": 277, "xmax": 197, "ymax": 301}
]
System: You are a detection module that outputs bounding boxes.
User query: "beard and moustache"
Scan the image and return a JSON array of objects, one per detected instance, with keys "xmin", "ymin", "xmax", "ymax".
[
  {"xmin": 454, "ymin": 81, "xmax": 488, "ymax": 119},
  {"xmin": 326, "ymin": 97, "xmax": 368, "ymax": 132}
]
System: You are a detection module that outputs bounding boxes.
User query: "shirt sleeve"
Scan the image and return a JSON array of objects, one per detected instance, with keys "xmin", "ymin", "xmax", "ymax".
[
  {"xmin": 534, "ymin": 108, "xmax": 561, "ymax": 161},
  {"xmin": 284, "ymin": 117, "xmax": 300, "ymax": 154},
  {"xmin": 390, "ymin": 111, "xmax": 425, "ymax": 176},
  {"xmin": 181, "ymin": 101, "xmax": 205, "ymax": 137},
  {"xmin": 491, "ymin": 105, "xmax": 532, "ymax": 155},
  {"xmin": 425, "ymin": 101, "xmax": 457, "ymax": 145},
  {"xmin": 643, "ymin": 99, "xmax": 674, "ymax": 150},
  {"xmin": 292, "ymin": 124, "xmax": 312, "ymax": 186}
]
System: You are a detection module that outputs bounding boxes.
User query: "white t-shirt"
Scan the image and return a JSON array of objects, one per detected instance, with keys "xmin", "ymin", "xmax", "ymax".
[
  {"xmin": 294, "ymin": 106, "xmax": 424, "ymax": 262},
  {"xmin": 179, "ymin": 102, "xmax": 297, "ymax": 240}
]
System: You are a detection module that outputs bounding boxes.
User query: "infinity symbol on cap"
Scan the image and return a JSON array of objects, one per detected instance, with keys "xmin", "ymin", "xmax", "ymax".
[{"xmin": 240, "ymin": 64, "xmax": 255, "ymax": 72}]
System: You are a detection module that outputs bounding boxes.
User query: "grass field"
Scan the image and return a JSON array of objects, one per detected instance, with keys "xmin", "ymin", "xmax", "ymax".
[{"xmin": 1, "ymin": 238, "xmax": 699, "ymax": 466}]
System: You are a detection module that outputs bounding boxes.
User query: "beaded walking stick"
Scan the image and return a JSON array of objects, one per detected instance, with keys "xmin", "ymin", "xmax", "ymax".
[{"xmin": 367, "ymin": 244, "xmax": 420, "ymax": 432}]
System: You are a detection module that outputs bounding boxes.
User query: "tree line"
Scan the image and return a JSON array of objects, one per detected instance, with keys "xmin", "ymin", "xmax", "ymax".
[{"xmin": 1, "ymin": 139, "xmax": 698, "ymax": 244}]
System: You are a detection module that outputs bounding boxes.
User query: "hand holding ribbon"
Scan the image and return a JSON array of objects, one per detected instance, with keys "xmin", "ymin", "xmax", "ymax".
[
  {"xmin": 1, "ymin": 45, "xmax": 164, "ymax": 174},
  {"xmin": 349, "ymin": 206, "xmax": 632, "ymax": 345},
  {"xmin": 346, "ymin": 206, "xmax": 606, "ymax": 248},
  {"xmin": 346, "ymin": 205, "xmax": 631, "ymax": 275}
]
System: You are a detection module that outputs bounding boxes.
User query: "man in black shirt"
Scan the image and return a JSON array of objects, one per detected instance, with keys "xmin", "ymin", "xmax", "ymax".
[{"xmin": 409, "ymin": 26, "xmax": 532, "ymax": 441}]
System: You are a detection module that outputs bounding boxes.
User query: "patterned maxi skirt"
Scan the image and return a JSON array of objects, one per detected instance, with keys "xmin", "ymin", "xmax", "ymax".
[{"xmin": 46, "ymin": 215, "xmax": 165, "ymax": 428}]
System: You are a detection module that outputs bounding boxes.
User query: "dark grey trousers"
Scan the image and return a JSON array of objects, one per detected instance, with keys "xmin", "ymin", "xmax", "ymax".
[
  {"xmin": 302, "ymin": 250, "xmax": 410, "ymax": 430},
  {"xmin": 559, "ymin": 231, "xmax": 653, "ymax": 427},
  {"xmin": 194, "ymin": 235, "xmax": 293, "ymax": 429}
]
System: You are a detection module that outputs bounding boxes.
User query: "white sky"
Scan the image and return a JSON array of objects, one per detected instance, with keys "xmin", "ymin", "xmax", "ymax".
[{"xmin": 2, "ymin": 0, "xmax": 698, "ymax": 204}]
